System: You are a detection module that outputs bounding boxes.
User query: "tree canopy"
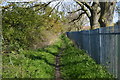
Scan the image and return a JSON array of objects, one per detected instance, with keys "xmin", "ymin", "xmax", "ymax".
[{"xmin": 2, "ymin": 2, "xmax": 66, "ymax": 52}]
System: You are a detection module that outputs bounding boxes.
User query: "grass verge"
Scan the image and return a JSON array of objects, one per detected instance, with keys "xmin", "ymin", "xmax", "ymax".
[
  {"xmin": 2, "ymin": 42, "xmax": 62, "ymax": 78},
  {"xmin": 60, "ymin": 35, "xmax": 114, "ymax": 79},
  {"xmin": 2, "ymin": 34, "xmax": 114, "ymax": 79}
]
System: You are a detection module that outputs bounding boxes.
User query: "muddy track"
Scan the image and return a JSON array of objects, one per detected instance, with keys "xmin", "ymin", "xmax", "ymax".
[{"xmin": 55, "ymin": 48, "xmax": 63, "ymax": 80}]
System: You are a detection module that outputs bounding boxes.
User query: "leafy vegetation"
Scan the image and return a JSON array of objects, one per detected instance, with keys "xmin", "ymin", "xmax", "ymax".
[
  {"xmin": 60, "ymin": 35, "xmax": 114, "ymax": 79},
  {"xmin": 2, "ymin": 35, "xmax": 61, "ymax": 78},
  {"xmin": 2, "ymin": 2, "xmax": 65, "ymax": 52},
  {"xmin": 2, "ymin": 2, "xmax": 64, "ymax": 78}
]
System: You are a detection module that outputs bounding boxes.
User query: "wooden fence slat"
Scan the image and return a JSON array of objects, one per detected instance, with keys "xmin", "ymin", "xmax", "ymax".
[
  {"xmin": 117, "ymin": 25, "xmax": 120, "ymax": 79},
  {"xmin": 114, "ymin": 25, "xmax": 119, "ymax": 78}
]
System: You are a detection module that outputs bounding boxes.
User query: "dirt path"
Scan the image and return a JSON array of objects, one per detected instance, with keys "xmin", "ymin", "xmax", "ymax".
[{"xmin": 55, "ymin": 49, "xmax": 63, "ymax": 80}]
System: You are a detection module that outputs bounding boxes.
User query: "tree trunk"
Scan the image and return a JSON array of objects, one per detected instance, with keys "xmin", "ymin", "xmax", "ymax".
[
  {"xmin": 99, "ymin": 2, "xmax": 116, "ymax": 27},
  {"xmin": 89, "ymin": 2, "xmax": 100, "ymax": 29},
  {"xmin": 90, "ymin": 11, "xmax": 100, "ymax": 29}
]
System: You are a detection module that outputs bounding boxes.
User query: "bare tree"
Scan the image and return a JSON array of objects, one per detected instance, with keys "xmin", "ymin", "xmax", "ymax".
[
  {"xmin": 73, "ymin": 0, "xmax": 116, "ymax": 29},
  {"xmin": 99, "ymin": 2, "xmax": 116, "ymax": 27},
  {"xmin": 61, "ymin": 1, "xmax": 89, "ymax": 31}
]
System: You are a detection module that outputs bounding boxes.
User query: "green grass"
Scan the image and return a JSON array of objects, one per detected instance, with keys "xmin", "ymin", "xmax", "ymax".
[
  {"xmin": 2, "ymin": 46, "xmax": 59, "ymax": 78},
  {"xmin": 60, "ymin": 35, "xmax": 114, "ymax": 79},
  {"xmin": 2, "ymin": 34, "xmax": 114, "ymax": 79}
]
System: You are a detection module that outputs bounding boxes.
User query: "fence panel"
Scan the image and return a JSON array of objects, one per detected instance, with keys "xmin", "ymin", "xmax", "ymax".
[
  {"xmin": 66, "ymin": 25, "xmax": 120, "ymax": 79},
  {"xmin": 118, "ymin": 34, "xmax": 120, "ymax": 79},
  {"xmin": 90, "ymin": 29, "xmax": 100, "ymax": 63},
  {"xmin": 107, "ymin": 26, "xmax": 116, "ymax": 77},
  {"xmin": 99, "ymin": 27, "xmax": 107, "ymax": 66},
  {"xmin": 116, "ymin": 25, "xmax": 120, "ymax": 79},
  {"xmin": 82, "ymin": 31, "xmax": 89, "ymax": 53},
  {"xmin": 114, "ymin": 25, "xmax": 119, "ymax": 78}
]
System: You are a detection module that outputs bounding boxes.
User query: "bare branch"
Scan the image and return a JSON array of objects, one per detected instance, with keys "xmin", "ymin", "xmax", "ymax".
[
  {"xmin": 47, "ymin": 1, "xmax": 62, "ymax": 16},
  {"xmin": 68, "ymin": 8, "xmax": 82, "ymax": 13},
  {"xmin": 69, "ymin": 12, "xmax": 85, "ymax": 23},
  {"xmin": 81, "ymin": 2, "xmax": 92, "ymax": 11},
  {"xmin": 34, "ymin": 1, "xmax": 55, "ymax": 11},
  {"xmin": 2, "ymin": 3, "xmax": 15, "ymax": 9},
  {"xmin": 74, "ymin": 0, "xmax": 91, "ymax": 18}
]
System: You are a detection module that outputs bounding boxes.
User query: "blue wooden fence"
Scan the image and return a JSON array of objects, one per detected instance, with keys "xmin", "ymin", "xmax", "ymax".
[{"xmin": 66, "ymin": 25, "xmax": 120, "ymax": 79}]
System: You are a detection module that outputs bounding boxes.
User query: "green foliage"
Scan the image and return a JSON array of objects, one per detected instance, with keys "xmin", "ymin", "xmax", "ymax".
[
  {"xmin": 3, "ymin": 4, "xmax": 40, "ymax": 51},
  {"xmin": 2, "ymin": 3, "xmax": 66, "ymax": 52}
]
